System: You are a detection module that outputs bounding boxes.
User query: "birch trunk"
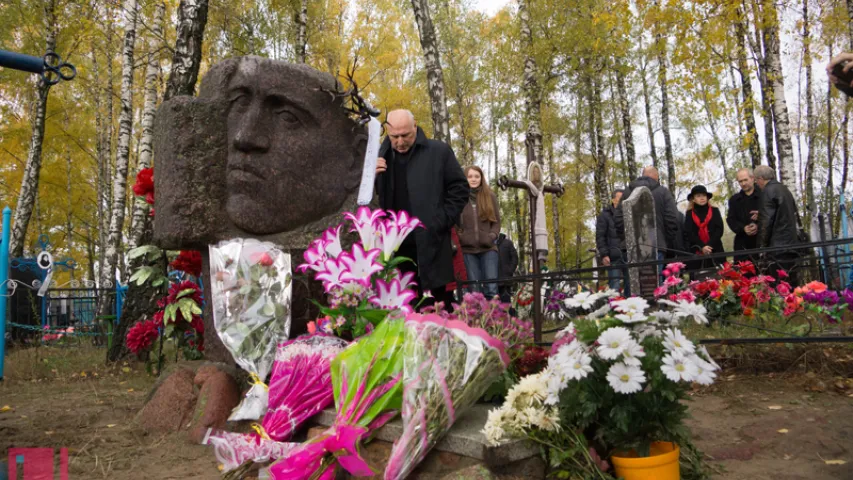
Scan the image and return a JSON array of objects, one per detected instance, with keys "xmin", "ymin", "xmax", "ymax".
[
  {"xmin": 100, "ymin": 0, "xmax": 139, "ymax": 304},
  {"xmin": 508, "ymin": 129, "xmax": 526, "ymax": 273},
  {"xmin": 702, "ymin": 90, "xmax": 733, "ymax": 198},
  {"xmin": 296, "ymin": 0, "xmax": 308, "ymax": 63},
  {"xmin": 410, "ymin": 0, "xmax": 451, "ymax": 144},
  {"xmin": 826, "ymin": 45, "xmax": 834, "ymax": 230},
  {"xmin": 639, "ymin": 36, "xmax": 659, "ymax": 170},
  {"xmin": 735, "ymin": 9, "xmax": 762, "ymax": 168},
  {"xmin": 803, "ymin": 0, "xmax": 817, "ymax": 215},
  {"xmin": 747, "ymin": 0, "xmax": 778, "ymax": 171},
  {"xmin": 763, "ymin": 0, "xmax": 796, "ymax": 191},
  {"xmin": 656, "ymin": 34, "xmax": 676, "ymax": 195},
  {"xmin": 164, "ymin": 0, "xmax": 210, "ymax": 100},
  {"xmin": 547, "ymin": 143, "xmax": 562, "ymax": 268},
  {"xmin": 519, "ymin": 0, "xmax": 543, "ymax": 167},
  {"xmin": 592, "ymin": 76, "xmax": 608, "ymax": 213},
  {"xmin": 128, "ymin": 2, "xmax": 165, "ymax": 251},
  {"xmin": 615, "ymin": 58, "xmax": 636, "ymax": 177},
  {"xmin": 10, "ymin": 0, "xmax": 57, "ymax": 258}
]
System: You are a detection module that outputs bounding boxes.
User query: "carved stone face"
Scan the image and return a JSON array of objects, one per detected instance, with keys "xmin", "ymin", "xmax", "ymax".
[{"xmin": 221, "ymin": 57, "xmax": 362, "ymax": 235}]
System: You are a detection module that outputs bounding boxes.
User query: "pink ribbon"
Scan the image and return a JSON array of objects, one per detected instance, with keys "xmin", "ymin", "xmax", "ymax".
[{"xmin": 269, "ymin": 425, "xmax": 374, "ymax": 480}]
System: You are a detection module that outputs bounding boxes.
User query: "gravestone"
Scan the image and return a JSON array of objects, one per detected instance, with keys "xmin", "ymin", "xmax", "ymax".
[
  {"xmin": 153, "ymin": 56, "xmax": 368, "ymax": 363},
  {"xmin": 622, "ymin": 186, "xmax": 658, "ymax": 296}
]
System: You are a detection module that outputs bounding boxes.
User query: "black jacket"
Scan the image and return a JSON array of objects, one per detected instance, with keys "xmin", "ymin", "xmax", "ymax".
[
  {"xmin": 595, "ymin": 206, "xmax": 622, "ymax": 259},
  {"xmin": 376, "ymin": 127, "xmax": 470, "ymax": 290},
  {"xmin": 497, "ymin": 233, "xmax": 519, "ymax": 278},
  {"xmin": 757, "ymin": 179, "xmax": 800, "ymax": 248},
  {"xmin": 615, "ymin": 176, "xmax": 682, "ymax": 254},
  {"xmin": 726, "ymin": 189, "xmax": 761, "ymax": 251},
  {"xmin": 684, "ymin": 205, "xmax": 725, "ymax": 254}
]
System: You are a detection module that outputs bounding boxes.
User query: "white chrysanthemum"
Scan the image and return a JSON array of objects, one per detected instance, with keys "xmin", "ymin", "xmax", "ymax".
[
  {"xmin": 662, "ymin": 328, "xmax": 696, "ymax": 355},
  {"xmin": 483, "ymin": 407, "xmax": 509, "ymax": 445},
  {"xmin": 620, "ymin": 340, "xmax": 646, "ymax": 366},
  {"xmin": 596, "ymin": 326, "xmax": 632, "ymax": 360},
  {"xmin": 660, "ymin": 299, "xmax": 710, "ymax": 324},
  {"xmin": 612, "ymin": 297, "xmax": 650, "ymax": 315},
  {"xmin": 615, "ymin": 312, "xmax": 648, "ymax": 323},
  {"xmin": 558, "ymin": 351, "xmax": 594, "ymax": 381},
  {"xmin": 606, "ymin": 362, "xmax": 646, "ymax": 394},
  {"xmin": 588, "ymin": 302, "xmax": 612, "ymax": 319},
  {"xmin": 696, "ymin": 345, "xmax": 721, "ymax": 371},
  {"xmin": 544, "ymin": 369, "xmax": 566, "ymax": 405},
  {"xmin": 530, "ymin": 407, "xmax": 561, "ymax": 432},
  {"xmin": 661, "ymin": 351, "xmax": 700, "ymax": 382},
  {"xmin": 649, "ymin": 310, "xmax": 675, "ymax": 324},
  {"xmin": 689, "ymin": 354, "xmax": 718, "ymax": 385},
  {"xmin": 599, "ymin": 288, "xmax": 619, "ymax": 299},
  {"xmin": 555, "ymin": 322, "xmax": 577, "ymax": 340},
  {"xmin": 514, "ymin": 372, "xmax": 548, "ymax": 403},
  {"xmin": 565, "ymin": 291, "xmax": 599, "ymax": 310}
]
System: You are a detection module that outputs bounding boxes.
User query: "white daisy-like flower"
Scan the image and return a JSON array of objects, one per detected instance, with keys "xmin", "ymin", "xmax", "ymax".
[
  {"xmin": 661, "ymin": 351, "xmax": 700, "ymax": 382},
  {"xmin": 659, "ymin": 299, "xmax": 710, "ymax": 324},
  {"xmin": 599, "ymin": 288, "xmax": 620, "ymax": 299},
  {"xmin": 696, "ymin": 345, "xmax": 721, "ymax": 371},
  {"xmin": 615, "ymin": 312, "xmax": 648, "ymax": 323},
  {"xmin": 565, "ymin": 291, "xmax": 599, "ymax": 310},
  {"xmin": 596, "ymin": 326, "xmax": 632, "ymax": 360},
  {"xmin": 621, "ymin": 340, "xmax": 646, "ymax": 366},
  {"xmin": 588, "ymin": 302, "xmax": 612, "ymax": 319},
  {"xmin": 515, "ymin": 372, "xmax": 548, "ymax": 403},
  {"xmin": 612, "ymin": 297, "xmax": 650, "ymax": 315},
  {"xmin": 535, "ymin": 407, "xmax": 561, "ymax": 432},
  {"xmin": 662, "ymin": 328, "xmax": 696, "ymax": 355},
  {"xmin": 560, "ymin": 351, "xmax": 594, "ymax": 380},
  {"xmin": 649, "ymin": 310, "xmax": 675, "ymax": 324},
  {"xmin": 543, "ymin": 369, "xmax": 566, "ymax": 405},
  {"xmin": 689, "ymin": 354, "xmax": 718, "ymax": 385},
  {"xmin": 555, "ymin": 322, "xmax": 577, "ymax": 340},
  {"xmin": 606, "ymin": 362, "xmax": 646, "ymax": 394}
]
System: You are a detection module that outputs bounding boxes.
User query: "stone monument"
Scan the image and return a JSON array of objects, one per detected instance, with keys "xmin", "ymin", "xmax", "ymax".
[
  {"xmin": 153, "ymin": 56, "xmax": 368, "ymax": 363},
  {"xmin": 622, "ymin": 186, "xmax": 659, "ymax": 296}
]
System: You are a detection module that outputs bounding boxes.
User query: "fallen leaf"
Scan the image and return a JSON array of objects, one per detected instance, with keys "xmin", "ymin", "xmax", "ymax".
[
  {"xmin": 825, "ymin": 459, "xmax": 847, "ymax": 465},
  {"xmin": 106, "ymin": 424, "xmax": 116, "ymax": 428},
  {"xmin": 93, "ymin": 372, "xmax": 99, "ymax": 377},
  {"xmin": 80, "ymin": 371, "xmax": 87, "ymax": 377},
  {"xmin": 778, "ymin": 429, "xmax": 789, "ymax": 434},
  {"xmin": 218, "ymin": 465, "xmax": 225, "ymax": 472},
  {"xmin": 119, "ymin": 381, "xmax": 126, "ymax": 385},
  {"xmin": 20, "ymin": 415, "xmax": 27, "ymax": 418},
  {"xmin": 784, "ymin": 454, "xmax": 793, "ymax": 460},
  {"xmin": 0, "ymin": 405, "xmax": 12, "ymax": 413},
  {"xmin": 127, "ymin": 388, "xmax": 134, "ymax": 392},
  {"xmin": 122, "ymin": 367, "xmax": 130, "ymax": 373},
  {"xmin": 44, "ymin": 431, "xmax": 54, "ymax": 435},
  {"xmin": 768, "ymin": 405, "xmax": 783, "ymax": 410}
]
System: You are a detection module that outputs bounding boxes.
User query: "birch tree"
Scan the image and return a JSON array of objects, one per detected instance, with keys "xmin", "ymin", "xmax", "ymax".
[
  {"xmin": 519, "ymin": 0, "xmax": 543, "ymax": 167},
  {"xmin": 164, "ymin": 0, "xmax": 210, "ymax": 100},
  {"xmin": 614, "ymin": 58, "xmax": 636, "ymax": 177},
  {"xmin": 296, "ymin": 0, "xmax": 308, "ymax": 63},
  {"xmin": 735, "ymin": 8, "xmax": 762, "ymax": 168},
  {"xmin": 410, "ymin": 0, "xmax": 451, "ymax": 144},
  {"xmin": 128, "ymin": 1, "xmax": 165, "ymax": 250},
  {"xmin": 10, "ymin": 0, "xmax": 57, "ymax": 258},
  {"xmin": 803, "ymin": 0, "xmax": 817, "ymax": 214},
  {"xmin": 762, "ymin": 0, "xmax": 797, "ymax": 191}
]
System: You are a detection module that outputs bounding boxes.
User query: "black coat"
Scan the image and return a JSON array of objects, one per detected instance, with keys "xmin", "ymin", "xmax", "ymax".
[
  {"xmin": 595, "ymin": 206, "xmax": 622, "ymax": 260},
  {"xmin": 376, "ymin": 127, "xmax": 470, "ymax": 290},
  {"xmin": 615, "ymin": 176, "xmax": 682, "ymax": 254},
  {"xmin": 497, "ymin": 233, "xmax": 519, "ymax": 278},
  {"xmin": 684, "ymin": 205, "xmax": 725, "ymax": 255},
  {"xmin": 757, "ymin": 179, "xmax": 800, "ymax": 248},
  {"xmin": 726, "ymin": 189, "xmax": 761, "ymax": 252}
]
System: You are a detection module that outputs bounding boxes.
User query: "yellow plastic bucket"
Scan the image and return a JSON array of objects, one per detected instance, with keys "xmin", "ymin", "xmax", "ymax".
[{"xmin": 610, "ymin": 442, "xmax": 680, "ymax": 480}]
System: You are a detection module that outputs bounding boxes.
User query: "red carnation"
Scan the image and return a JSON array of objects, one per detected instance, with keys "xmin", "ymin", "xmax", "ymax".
[
  {"xmin": 126, "ymin": 319, "xmax": 160, "ymax": 354},
  {"xmin": 190, "ymin": 314, "xmax": 205, "ymax": 336},
  {"xmin": 170, "ymin": 250, "xmax": 203, "ymax": 277},
  {"xmin": 132, "ymin": 167, "xmax": 154, "ymax": 205},
  {"xmin": 166, "ymin": 280, "xmax": 203, "ymax": 306}
]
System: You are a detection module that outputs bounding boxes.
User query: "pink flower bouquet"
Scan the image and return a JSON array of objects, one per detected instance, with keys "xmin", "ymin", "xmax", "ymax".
[
  {"xmin": 266, "ymin": 318, "xmax": 406, "ymax": 479},
  {"xmin": 203, "ymin": 334, "xmax": 348, "ymax": 472},
  {"xmin": 209, "ymin": 238, "xmax": 293, "ymax": 420},
  {"xmin": 384, "ymin": 313, "xmax": 509, "ymax": 480}
]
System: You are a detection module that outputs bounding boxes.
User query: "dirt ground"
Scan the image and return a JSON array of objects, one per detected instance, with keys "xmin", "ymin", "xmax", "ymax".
[{"xmin": 1, "ymin": 344, "xmax": 852, "ymax": 479}]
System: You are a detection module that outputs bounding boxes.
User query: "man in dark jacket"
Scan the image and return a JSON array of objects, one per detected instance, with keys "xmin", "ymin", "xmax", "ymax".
[
  {"xmin": 615, "ymin": 166, "xmax": 683, "ymax": 260},
  {"xmin": 754, "ymin": 165, "xmax": 801, "ymax": 284},
  {"xmin": 375, "ymin": 110, "xmax": 469, "ymax": 308},
  {"xmin": 596, "ymin": 190, "xmax": 629, "ymax": 293},
  {"xmin": 496, "ymin": 232, "xmax": 519, "ymax": 304},
  {"xmin": 727, "ymin": 168, "xmax": 761, "ymax": 263}
]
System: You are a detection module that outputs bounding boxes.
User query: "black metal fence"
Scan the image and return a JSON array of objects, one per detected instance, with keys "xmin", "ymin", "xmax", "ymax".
[{"xmin": 458, "ymin": 238, "xmax": 853, "ymax": 345}]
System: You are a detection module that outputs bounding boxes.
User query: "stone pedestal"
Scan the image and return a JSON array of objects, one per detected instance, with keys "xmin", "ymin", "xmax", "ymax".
[{"xmin": 622, "ymin": 186, "xmax": 658, "ymax": 296}]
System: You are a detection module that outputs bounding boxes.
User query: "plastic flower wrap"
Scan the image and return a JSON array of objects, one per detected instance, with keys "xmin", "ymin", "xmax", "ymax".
[
  {"xmin": 203, "ymin": 334, "xmax": 349, "ymax": 472},
  {"xmin": 209, "ymin": 238, "xmax": 293, "ymax": 420},
  {"xmin": 384, "ymin": 313, "xmax": 509, "ymax": 480},
  {"xmin": 266, "ymin": 318, "xmax": 406, "ymax": 480}
]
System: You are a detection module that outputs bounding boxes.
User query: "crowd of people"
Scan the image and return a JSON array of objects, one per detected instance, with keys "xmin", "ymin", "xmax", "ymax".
[{"xmin": 597, "ymin": 165, "xmax": 804, "ymax": 291}]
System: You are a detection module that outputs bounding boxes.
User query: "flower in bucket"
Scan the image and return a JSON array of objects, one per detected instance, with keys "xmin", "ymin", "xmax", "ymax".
[{"xmin": 298, "ymin": 207, "xmax": 423, "ymax": 338}]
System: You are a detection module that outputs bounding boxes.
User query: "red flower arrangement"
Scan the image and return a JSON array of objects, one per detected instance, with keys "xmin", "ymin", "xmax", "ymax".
[
  {"xmin": 166, "ymin": 280, "xmax": 203, "ymax": 306},
  {"xmin": 170, "ymin": 250, "xmax": 203, "ymax": 277},
  {"xmin": 132, "ymin": 167, "xmax": 154, "ymax": 205},
  {"xmin": 127, "ymin": 318, "xmax": 161, "ymax": 354}
]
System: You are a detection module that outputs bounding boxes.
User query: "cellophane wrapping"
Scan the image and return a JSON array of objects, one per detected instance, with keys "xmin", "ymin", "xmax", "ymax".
[
  {"xmin": 209, "ymin": 238, "xmax": 292, "ymax": 420},
  {"xmin": 384, "ymin": 313, "xmax": 509, "ymax": 480},
  {"xmin": 266, "ymin": 318, "xmax": 406, "ymax": 480},
  {"xmin": 202, "ymin": 334, "xmax": 349, "ymax": 472}
]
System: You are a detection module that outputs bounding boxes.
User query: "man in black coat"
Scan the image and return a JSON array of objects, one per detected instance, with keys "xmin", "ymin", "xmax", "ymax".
[
  {"xmin": 754, "ymin": 165, "xmax": 801, "ymax": 284},
  {"xmin": 727, "ymin": 168, "xmax": 761, "ymax": 263},
  {"xmin": 496, "ymin": 232, "xmax": 518, "ymax": 304},
  {"xmin": 596, "ymin": 189, "xmax": 629, "ymax": 293},
  {"xmin": 375, "ymin": 110, "xmax": 469, "ymax": 308},
  {"xmin": 615, "ymin": 166, "xmax": 683, "ymax": 260}
]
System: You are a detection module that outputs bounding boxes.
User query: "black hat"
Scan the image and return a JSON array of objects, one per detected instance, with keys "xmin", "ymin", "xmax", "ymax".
[{"xmin": 687, "ymin": 185, "xmax": 713, "ymax": 201}]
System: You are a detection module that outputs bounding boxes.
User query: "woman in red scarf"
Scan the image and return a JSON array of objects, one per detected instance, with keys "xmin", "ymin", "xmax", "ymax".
[{"xmin": 684, "ymin": 185, "xmax": 725, "ymax": 277}]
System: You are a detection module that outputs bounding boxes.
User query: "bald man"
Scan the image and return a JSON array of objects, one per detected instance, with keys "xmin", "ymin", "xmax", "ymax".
[
  {"xmin": 615, "ymin": 166, "xmax": 683, "ymax": 259},
  {"xmin": 375, "ymin": 110, "xmax": 469, "ymax": 309}
]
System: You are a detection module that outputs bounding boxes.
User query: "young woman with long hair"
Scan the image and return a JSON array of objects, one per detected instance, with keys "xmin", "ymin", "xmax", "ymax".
[{"xmin": 458, "ymin": 166, "xmax": 502, "ymax": 298}]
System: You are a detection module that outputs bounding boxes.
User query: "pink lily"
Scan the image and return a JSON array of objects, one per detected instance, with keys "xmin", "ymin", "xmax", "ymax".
[
  {"xmin": 321, "ymin": 225, "xmax": 343, "ymax": 258},
  {"xmin": 386, "ymin": 211, "xmax": 423, "ymax": 241},
  {"xmin": 316, "ymin": 257, "xmax": 349, "ymax": 292},
  {"xmin": 298, "ymin": 238, "xmax": 328, "ymax": 273},
  {"xmin": 339, "ymin": 244, "xmax": 384, "ymax": 286},
  {"xmin": 344, "ymin": 207, "xmax": 385, "ymax": 250},
  {"xmin": 390, "ymin": 269, "xmax": 417, "ymax": 291},
  {"xmin": 369, "ymin": 278, "xmax": 417, "ymax": 312}
]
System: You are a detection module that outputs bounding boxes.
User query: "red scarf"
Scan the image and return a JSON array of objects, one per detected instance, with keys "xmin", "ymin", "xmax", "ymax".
[{"xmin": 691, "ymin": 207, "xmax": 713, "ymax": 246}]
